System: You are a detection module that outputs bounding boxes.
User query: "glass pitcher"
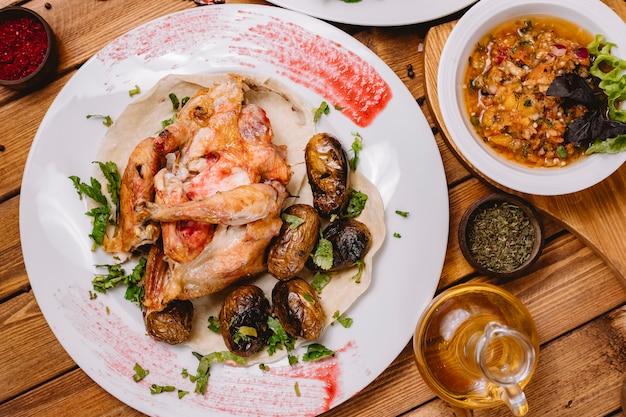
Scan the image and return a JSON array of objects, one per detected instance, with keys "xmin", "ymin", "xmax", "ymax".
[{"xmin": 413, "ymin": 283, "xmax": 539, "ymax": 416}]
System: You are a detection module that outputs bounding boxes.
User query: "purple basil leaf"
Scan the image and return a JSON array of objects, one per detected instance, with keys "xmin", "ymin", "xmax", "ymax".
[
  {"xmin": 565, "ymin": 109, "xmax": 626, "ymax": 144},
  {"xmin": 546, "ymin": 73, "xmax": 598, "ymax": 107}
]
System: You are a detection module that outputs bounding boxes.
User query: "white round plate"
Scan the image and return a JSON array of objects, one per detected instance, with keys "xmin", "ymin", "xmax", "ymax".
[
  {"xmin": 268, "ymin": 0, "xmax": 476, "ymax": 26},
  {"xmin": 439, "ymin": 0, "xmax": 626, "ymax": 196},
  {"xmin": 20, "ymin": 5, "xmax": 448, "ymax": 416}
]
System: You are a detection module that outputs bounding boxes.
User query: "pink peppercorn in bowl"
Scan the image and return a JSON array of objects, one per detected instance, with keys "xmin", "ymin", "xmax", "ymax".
[{"xmin": 0, "ymin": 6, "xmax": 58, "ymax": 90}]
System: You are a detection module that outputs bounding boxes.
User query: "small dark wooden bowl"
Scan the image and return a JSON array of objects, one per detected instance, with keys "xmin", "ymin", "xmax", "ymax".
[
  {"xmin": 458, "ymin": 193, "xmax": 544, "ymax": 280},
  {"xmin": 0, "ymin": 6, "xmax": 58, "ymax": 90}
]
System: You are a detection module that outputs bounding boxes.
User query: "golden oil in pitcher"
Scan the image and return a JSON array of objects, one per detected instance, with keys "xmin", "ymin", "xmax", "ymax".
[{"xmin": 413, "ymin": 283, "xmax": 539, "ymax": 416}]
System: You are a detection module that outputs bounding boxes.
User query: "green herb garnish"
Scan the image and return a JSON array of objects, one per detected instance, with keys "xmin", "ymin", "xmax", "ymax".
[
  {"xmin": 129, "ymin": 85, "xmax": 141, "ymax": 97},
  {"xmin": 69, "ymin": 162, "xmax": 121, "ymax": 249},
  {"xmin": 313, "ymin": 101, "xmax": 331, "ymax": 122},
  {"xmin": 351, "ymin": 259, "xmax": 365, "ymax": 283},
  {"xmin": 150, "ymin": 384, "xmax": 176, "ymax": 395},
  {"xmin": 188, "ymin": 351, "xmax": 246, "ymax": 395},
  {"xmin": 302, "ymin": 343, "xmax": 335, "ymax": 361},
  {"xmin": 162, "ymin": 115, "xmax": 176, "ymax": 129},
  {"xmin": 281, "ymin": 212, "xmax": 305, "ymax": 230},
  {"xmin": 169, "ymin": 93, "xmax": 181, "ymax": 110},
  {"xmin": 311, "ymin": 272, "xmax": 331, "ymax": 293},
  {"xmin": 207, "ymin": 316, "xmax": 220, "ymax": 333},
  {"xmin": 132, "ymin": 363, "xmax": 149, "ymax": 382},
  {"xmin": 343, "ymin": 189, "xmax": 368, "ymax": 218},
  {"xmin": 92, "ymin": 257, "xmax": 147, "ymax": 307},
  {"xmin": 86, "ymin": 114, "xmax": 113, "ymax": 127},
  {"xmin": 311, "ymin": 236, "xmax": 333, "ymax": 270},
  {"xmin": 266, "ymin": 316, "xmax": 297, "ymax": 365},
  {"xmin": 348, "ymin": 132, "xmax": 363, "ymax": 171},
  {"xmin": 96, "ymin": 161, "xmax": 121, "ymax": 220},
  {"xmin": 332, "ymin": 310, "xmax": 353, "ymax": 328}
]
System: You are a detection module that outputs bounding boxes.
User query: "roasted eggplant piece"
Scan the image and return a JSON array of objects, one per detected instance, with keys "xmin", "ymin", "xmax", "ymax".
[
  {"xmin": 267, "ymin": 204, "xmax": 321, "ymax": 280},
  {"xmin": 272, "ymin": 278, "xmax": 326, "ymax": 340},
  {"xmin": 305, "ymin": 133, "xmax": 349, "ymax": 217},
  {"xmin": 307, "ymin": 218, "xmax": 372, "ymax": 272},
  {"xmin": 219, "ymin": 285, "xmax": 272, "ymax": 357},
  {"xmin": 144, "ymin": 300, "xmax": 194, "ymax": 345}
]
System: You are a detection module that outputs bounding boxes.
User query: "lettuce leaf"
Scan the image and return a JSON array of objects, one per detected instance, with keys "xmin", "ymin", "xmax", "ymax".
[
  {"xmin": 588, "ymin": 34, "xmax": 626, "ymax": 122},
  {"xmin": 586, "ymin": 134, "xmax": 626, "ymax": 154}
]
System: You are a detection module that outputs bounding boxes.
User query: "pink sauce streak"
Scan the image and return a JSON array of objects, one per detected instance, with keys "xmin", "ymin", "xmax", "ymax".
[
  {"xmin": 57, "ymin": 285, "xmax": 351, "ymax": 416},
  {"xmin": 233, "ymin": 14, "xmax": 392, "ymax": 127},
  {"xmin": 95, "ymin": 7, "xmax": 392, "ymax": 127}
]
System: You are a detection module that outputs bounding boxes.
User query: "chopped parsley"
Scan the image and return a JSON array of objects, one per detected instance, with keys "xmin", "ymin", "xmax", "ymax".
[
  {"xmin": 302, "ymin": 343, "xmax": 335, "ymax": 361},
  {"xmin": 92, "ymin": 257, "xmax": 147, "ymax": 307},
  {"xmin": 348, "ymin": 132, "xmax": 363, "ymax": 171},
  {"xmin": 313, "ymin": 101, "xmax": 331, "ymax": 123},
  {"xmin": 129, "ymin": 85, "xmax": 141, "ymax": 97},
  {"xmin": 69, "ymin": 162, "xmax": 121, "ymax": 250},
  {"xmin": 311, "ymin": 272, "xmax": 331, "ymax": 293},
  {"xmin": 207, "ymin": 316, "xmax": 220, "ymax": 333},
  {"xmin": 351, "ymin": 259, "xmax": 365, "ymax": 283},
  {"xmin": 86, "ymin": 114, "xmax": 113, "ymax": 127},
  {"xmin": 150, "ymin": 384, "xmax": 176, "ymax": 395},
  {"xmin": 310, "ymin": 236, "xmax": 333, "ymax": 270},
  {"xmin": 281, "ymin": 212, "xmax": 305, "ymax": 230},
  {"xmin": 169, "ymin": 93, "xmax": 181, "ymax": 110},
  {"xmin": 332, "ymin": 310, "xmax": 353, "ymax": 328},
  {"xmin": 187, "ymin": 351, "xmax": 246, "ymax": 395},
  {"xmin": 132, "ymin": 363, "xmax": 149, "ymax": 382},
  {"xmin": 161, "ymin": 115, "xmax": 177, "ymax": 129},
  {"xmin": 342, "ymin": 189, "xmax": 368, "ymax": 218},
  {"xmin": 266, "ymin": 316, "xmax": 297, "ymax": 365},
  {"xmin": 395, "ymin": 210, "xmax": 410, "ymax": 217},
  {"xmin": 161, "ymin": 93, "xmax": 189, "ymax": 129}
]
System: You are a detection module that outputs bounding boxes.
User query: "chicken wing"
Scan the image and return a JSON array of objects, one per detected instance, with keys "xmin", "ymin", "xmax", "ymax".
[{"xmin": 103, "ymin": 136, "xmax": 162, "ymax": 253}]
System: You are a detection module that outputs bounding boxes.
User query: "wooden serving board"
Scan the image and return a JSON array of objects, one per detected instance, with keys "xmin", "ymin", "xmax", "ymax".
[{"xmin": 424, "ymin": 13, "xmax": 626, "ymax": 285}]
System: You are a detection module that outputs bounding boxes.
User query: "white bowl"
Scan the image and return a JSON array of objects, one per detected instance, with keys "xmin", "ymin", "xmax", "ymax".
[{"xmin": 438, "ymin": 0, "xmax": 626, "ymax": 196}]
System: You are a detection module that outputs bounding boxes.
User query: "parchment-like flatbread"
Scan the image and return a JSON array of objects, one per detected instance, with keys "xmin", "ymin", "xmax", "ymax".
[{"xmin": 94, "ymin": 73, "xmax": 386, "ymax": 365}]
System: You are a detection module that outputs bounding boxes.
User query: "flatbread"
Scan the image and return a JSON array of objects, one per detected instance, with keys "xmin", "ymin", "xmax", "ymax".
[{"xmin": 94, "ymin": 73, "xmax": 386, "ymax": 365}]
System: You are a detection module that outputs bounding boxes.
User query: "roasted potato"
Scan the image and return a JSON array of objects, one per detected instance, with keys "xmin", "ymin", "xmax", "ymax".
[
  {"xmin": 219, "ymin": 285, "xmax": 272, "ymax": 357},
  {"xmin": 144, "ymin": 300, "xmax": 194, "ymax": 345},
  {"xmin": 267, "ymin": 204, "xmax": 321, "ymax": 280},
  {"xmin": 305, "ymin": 133, "xmax": 349, "ymax": 217},
  {"xmin": 307, "ymin": 218, "xmax": 372, "ymax": 272},
  {"xmin": 272, "ymin": 277, "xmax": 326, "ymax": 340}
]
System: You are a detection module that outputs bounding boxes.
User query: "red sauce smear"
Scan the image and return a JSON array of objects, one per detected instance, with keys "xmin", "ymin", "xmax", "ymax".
[
  {"xmin": 97, "ymin": 8, "xmax": 392, "ymax": 127},
  {"xmin": 234, "ymin": 17, "xmax": 393, "ymax": 127},
  {"xmin": 0, "ymin": 15, "xmax": 48, "ymax": 80}
]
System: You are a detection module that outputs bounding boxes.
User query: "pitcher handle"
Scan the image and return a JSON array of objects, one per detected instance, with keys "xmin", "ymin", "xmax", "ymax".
[{"xmin": 476, "ymin": 322, "xmax": 537, "ymax": 416}]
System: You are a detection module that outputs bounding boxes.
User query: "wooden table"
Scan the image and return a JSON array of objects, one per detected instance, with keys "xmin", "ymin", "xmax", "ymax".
[{"xmin": 2, "ymin": 0, "xmax": 626, "ymax": 416}]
